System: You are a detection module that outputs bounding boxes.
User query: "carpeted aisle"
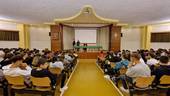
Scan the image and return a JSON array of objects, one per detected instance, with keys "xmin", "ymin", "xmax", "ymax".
[{"xmin": 63, "ymin": 59, "xmax": 123, "ymax": 96}]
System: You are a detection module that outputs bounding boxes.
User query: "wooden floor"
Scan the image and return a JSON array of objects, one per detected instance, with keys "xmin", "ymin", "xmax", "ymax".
[{"xmin": 63, "ymin": 59, "xmax": 122, "ymax": 96}]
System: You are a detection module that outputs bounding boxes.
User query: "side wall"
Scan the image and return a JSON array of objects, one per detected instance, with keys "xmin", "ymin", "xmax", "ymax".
[
  {"xmin": 151, "ymin": 24, "xmax": 170, "ymax": 49},
  {"xmin": 121, "ymin": 27, "xmax": 141, "ymax": 51},
  {"xmin": 29, "ymin": 25, "xmax": 51, "ymax": 50},
  {"xmin": 0, "ymin": 21, "xmax": 19, "ymax": 48}
]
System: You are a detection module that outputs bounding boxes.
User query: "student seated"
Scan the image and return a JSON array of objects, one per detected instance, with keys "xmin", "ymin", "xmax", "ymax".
[
  {"xmin": 50, "ymin": 57, "xmax": 68, "ymax": 92},
  {"xmin": 152, "ymin": 56, "xmax": 170, "ymax": 86},
  {"xmin": 50, "ymin": 57, "xmax": 64, "ymax": 70},
  {"xmin": 2, "ymin": 54, "xmax": 32, "ymax": 76},
  {"xmin": 97, "ymin": 51, "xmax": 105, "ymax": 64},
  {"xmin": 119, "ymin": 52, "xmax": 151, "ymax": 92},
  {"xmin": 2, "ymin": 54, "xmax": 32, "ymax": 87},
  {"xmin": 105, "ymin": 51, "xmax": 114, "ymax": 62},
  {"xmin": 107, "ymin": 54, "xmax": 130, "ymax": 76},
  {"xmin": 31, "ymin": 58, "xmax": 56, "ymax": 88},
  {"xmin": 146, "ymin": 52, "xmax": 158, "ymax": 66},
  {"xmin": 0, "ymin": 52, "xmax": 13, "ymax": 69},
  {"xmin": 32, "ymin": 54, "xmax": 41, "ymax": 67}
]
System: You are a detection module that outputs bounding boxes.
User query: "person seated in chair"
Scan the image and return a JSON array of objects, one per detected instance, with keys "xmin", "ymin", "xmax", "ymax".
[
  {"xmin": 2, "ymin": 54, "xmax": 32, "ymax": 87},
  {"xmin": 106, "ymin": 54, "xmax": 130, "ymax": 76},
  {"xmin": 119, "ymin": 52, "xmax": 151, "ymax": 93},
  {"xmin": 2, "ymin": 54, "xmax": 32, "ymax": 76},
  {"xmin": 97, "ymin": 51, "xmax": 105, "ymax": 64},
  {"xmin": 152, "ymin": 56, "xmax": 170, "ymax": 87},
  {"xmin": 31, "ymin": 58, "xmax": 56, "ymax": 88},
  {"xmin": 50, "ymin": 57, "xmax": 64, "ymax": 70}
]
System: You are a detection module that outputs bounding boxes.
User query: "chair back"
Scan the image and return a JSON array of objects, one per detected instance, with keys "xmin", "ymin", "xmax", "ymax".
[
  {"xmin": 31, "ymin": 76, "xmax": 51, "ymax": 87},
  {"xmin": 5, "ymin": 75, "xmax": 26, "ymax": 89},
  {"xmin": 135, "ymin": 76, "xmax": 155, "ymax": 88},
  {"xmin": 49, "ymin": 67, "xmax": 62, "ymax": 75},
  {"xmin": 31, "ymin": 76, "xmax": 51, "ymax": 91},
  {"xmin": 159, "ymin": 75, "xmax": 170, "ymax": 85}
]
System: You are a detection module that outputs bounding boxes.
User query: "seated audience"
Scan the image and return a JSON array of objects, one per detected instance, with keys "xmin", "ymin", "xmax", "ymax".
[
  {"xmin": 31, "ymin": 58, "xmax": 56, "ymax": 88},
  {"xmin": 97, "ymin": 51, "xmax": 105, "ymax": 63},
  {"xmin": 50, "ymin": 57, "xmax": 64, "ymax": 70},
  {"xmin": 120, "ymin": 52, "xmax": 151, "ymax": 92},
  {"xmin": 105, "ymin": 54, "xmax": 130, "ymax": 76},
  {"xmin": 146, "ymin": 52, "xmax": 158, "ymax": 66},
  {"xmin": 2, "ymin": 55, "xmax": 32, "ymax": 76},
  {"xmin": 152, "ymin": 56, "xmax": 170, "ymax": 86},
  {"xmin": 105, "ymin": 51, "xmax": 114, "ymax": 62},
  {"xmin": 32, "ymin": 54, "xmax": 41, "ymax": 67}
]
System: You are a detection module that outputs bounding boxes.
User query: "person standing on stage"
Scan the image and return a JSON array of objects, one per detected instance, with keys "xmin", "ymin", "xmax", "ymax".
[
  {"xmin": 83, "ymin": 43, "xmax": 87, "ymax": 52},
  {"xmin": 72, "ymin": 40, "xmax": 76, "ymax": 49},
  {"xmin": 76, "ymin": 40, "xmax": 80, "ymax": 51}
]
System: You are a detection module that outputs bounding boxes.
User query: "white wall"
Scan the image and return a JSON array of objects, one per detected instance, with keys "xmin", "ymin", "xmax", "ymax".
[
  {"xmin": 151, "ymin": 24, "xmax": 170, "ymax": 49},
  {"xmin": 29, "ymin": 25, "xmax": 51, "ymax": 50},
  {"xmin": 63, "ymin": 26, "xmax": 75, "ymax": 50},
  {"xmin": 0, "ymin": 21, "xmax": 19, "ymax": 48},
  {"xmin": 121, "ymin": 27, "xmax": 141, "ymax": 51},
  {"xmin": 0, "ymin": 21, "xmax": 18, "ymax": 30}
]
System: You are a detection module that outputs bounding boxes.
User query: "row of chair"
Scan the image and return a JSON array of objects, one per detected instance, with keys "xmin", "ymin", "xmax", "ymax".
[
  {"xmin": 98, "ymin": 61, "xmax": 170, "ymax": 96},
  {"xmin": 0, "ymin": 60, "xmax": 77, "ymax": 96},
  {"xmin": 5, "ymin": 75, "xmax": 55, "ymax": 96},
  {"xmin": 129, "ymin": 75, "xmax": 170, "ymax": 96}
]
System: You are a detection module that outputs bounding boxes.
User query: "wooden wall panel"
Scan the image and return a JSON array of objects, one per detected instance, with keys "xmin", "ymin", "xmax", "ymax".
[
  {"xmin": 77, "ymin": 52, "xmax": 99, "ymax": 59},
  {"xmin": 50, "ymin": 25, "xmax": 63, "ymax": 52},
  {"xmin": 109, "ymin": 25, "xmax": 121, "ymax": 51}
]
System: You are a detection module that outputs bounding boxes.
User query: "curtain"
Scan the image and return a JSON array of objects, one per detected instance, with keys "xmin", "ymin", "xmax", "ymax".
[
  {"xmin": 63, "ymin": 26, "xmax": 75, "ymax": 50},
  {"xmin": 97, "ymin": 26, "xmax": 109, "ymax": 50}
]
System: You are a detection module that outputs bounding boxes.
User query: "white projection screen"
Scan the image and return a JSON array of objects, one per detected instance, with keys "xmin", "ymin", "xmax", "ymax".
[{"xmin": 75, "ymin": 28, "xmax": 97, "ymax": 43}]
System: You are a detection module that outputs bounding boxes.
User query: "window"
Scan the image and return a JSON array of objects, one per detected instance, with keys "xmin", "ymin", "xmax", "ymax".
[
  {"xmin": 151, "ymin": 32, "xmax": 170, "ymax": 42},
  {"xmin": 0, "ymin": 30, "xmax": 19, "ymax": 41}
]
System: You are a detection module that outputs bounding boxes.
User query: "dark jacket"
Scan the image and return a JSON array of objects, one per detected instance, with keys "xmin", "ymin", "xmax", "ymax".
[
  {"xmin": 31, "ymin": 69, "xmax": 56, "ymax": 86},
  {"xmin": 152, "ymin": 65, "xmax": 170, "ymax": 86}
]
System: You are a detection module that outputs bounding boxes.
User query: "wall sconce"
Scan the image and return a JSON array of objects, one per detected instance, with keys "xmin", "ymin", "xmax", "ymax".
[{"xmin": 114, "ymin": 33, "xmax": 118, "ymax": 37}]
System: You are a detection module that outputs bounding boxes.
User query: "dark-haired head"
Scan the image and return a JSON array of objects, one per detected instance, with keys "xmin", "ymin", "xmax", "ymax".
[
  {"xmin": 130, "ymin": 52, "xmax": 141, "ymax": 63},
  {"xmin": 37, "ymin": 58, "xmax": 49, "ymax": 69},
  {"xmin": 159, "ymin": 56, "xmax": 169, "ymax": 64},
  {"xmin": 148, "ymin": 52, "xmax": 156, "ymax": 58},
  {"xmin": 11, "ymin": 54, "xmax": 23, "ymax": 63},
  {"xmin": 131, "ymin": 52, "xmax": 141, "ymax": 60}
]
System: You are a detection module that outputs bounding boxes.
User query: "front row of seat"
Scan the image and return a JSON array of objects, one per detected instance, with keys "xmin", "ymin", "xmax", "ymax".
[
  {"xmin": 125, "ymin": 75, "xmax": 170, "ymax": 96},
  {"xmin": 0, "ymin": 67, "xmax": 70, "ymax": 96},
  {"xmin": 5, "ymin": 75, "xmax": 55, "ymax": 96}
]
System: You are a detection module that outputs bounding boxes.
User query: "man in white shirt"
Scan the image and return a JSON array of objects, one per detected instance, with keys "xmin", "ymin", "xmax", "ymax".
[
  {"xmin": 120, "ymin": 52, "xmax": 151, "ymax": 92},
  {"xmin": 50, "ymin": 57, "xmax": 64, "ymax": 70},
  {"xmin": 146, "ymin": 53, "xmax": 158, "ymax": 66},
  {"xmin": 2, "ymin": 55, "xmax": 32, "ymax": 76}
]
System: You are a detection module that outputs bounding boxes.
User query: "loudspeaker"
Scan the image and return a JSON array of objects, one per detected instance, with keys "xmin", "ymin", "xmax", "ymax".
[
  {"xmin": 49, "ymin": 32, "xmax": 51, "ymax": 36},
  {"xmin": 121, "ymin": 33, "xmax": 123, "ymax": 37}
]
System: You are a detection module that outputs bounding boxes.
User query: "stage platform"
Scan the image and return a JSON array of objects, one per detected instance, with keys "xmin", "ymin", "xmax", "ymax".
[{"xmin": 77, "ymin": 52, "xmax": 99, "ymax": 59}]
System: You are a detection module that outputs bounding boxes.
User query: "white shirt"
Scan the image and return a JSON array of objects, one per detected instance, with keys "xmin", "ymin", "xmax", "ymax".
[
  {"xmin": 2, "ymin": 64, "xmax": 32, "ymax": 76},
  {"xmin": 140, "ymin": 58, "xmax": 145, "ymax": 64},
  {"xmin": 64, "ymin": 54, "xmax": 73, "ymax": 62},
  {"xmin": 126, "ymin": 63, "xmax": 151, "ymax": 78},
  {"xmin": 146, "ymin": 58, "xmax": 158, "ymax": 66},
  {"xmin": 50, "ymin": 61, "xmax": 64, "ymax": 70}
]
